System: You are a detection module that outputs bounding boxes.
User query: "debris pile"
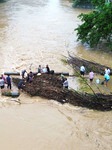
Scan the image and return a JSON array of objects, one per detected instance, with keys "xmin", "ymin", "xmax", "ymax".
[{"xmin": 13, "ymin": 74, "xmax": 112, "ymax": 111}]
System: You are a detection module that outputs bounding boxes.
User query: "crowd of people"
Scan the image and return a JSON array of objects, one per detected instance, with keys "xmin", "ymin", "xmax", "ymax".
[
  {"xmin": 19, "ymin": 65, "xmax": 69, "ymax": 90},
  {"xmin": 17, "ymin": 65, "xmax": 112, "ymax": 92},
  {"xmin": 80, "ymin": 65, "xmax": 111, "ymax": 87},
  {"xmin": 37, "ymin": 65, "xmax": 50, "ymax": 74},
  {"xmin": 19, "ymin": 64, "xmax": 60, "ymax": 91},
  {"xmin": 0, "ymin": 74, "xmax": 12, "ymax": 91},
  {"xmin": 0, "ymin": 65, "xmax": 51, "ymax": 91},
  {"xmin": 0, "ymin": 64, "xmax": 111, "ymax": 92}
]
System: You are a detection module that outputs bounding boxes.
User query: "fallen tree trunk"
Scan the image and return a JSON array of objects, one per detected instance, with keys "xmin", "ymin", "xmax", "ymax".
[
  {"xmin": 2, "ymin": 92, "xmax": 20, "ymax": 97},
  {"xmin": 13, "ymin": 74, "xmax": 112, "ymax": 111},
  {"xmin": 33, "ymin": 72, "xmax": 69, "ymax": 76},
  {"xmin": 68, "ymin": 53, "xmax": 112, "ymax": 75},
  {"xmin": 4, "ymin": 72, "xmax": 69, "ymax": 76},
  {"xmin": 4, "ymin": 72, "xmax": 20, "ymax": 75}
]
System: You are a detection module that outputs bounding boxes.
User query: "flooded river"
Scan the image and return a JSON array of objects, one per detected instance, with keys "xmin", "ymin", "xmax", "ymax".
[{"xmin": 0, "ymin": 0, "xmax": 112, "ymax": 149}]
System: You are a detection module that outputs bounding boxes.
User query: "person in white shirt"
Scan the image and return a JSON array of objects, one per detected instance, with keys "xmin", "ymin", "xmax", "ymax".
[
  {"xmin": 42, "ymin": 67, "xmax": 47, "ymax": 73},
  {"xmin": 0, "ymin": 77, "xmax": 5, "ymax": 90},
  {"xmin": 80, "ymin": 65, "xmax": 85, "ymax": 76},
  {"xmin": 63, "ymin": 78, "xmax": 68, "ymax": 89},
  {"xmin": 105, "ymin": 67, "xmax": 110, "ymax": 75}
]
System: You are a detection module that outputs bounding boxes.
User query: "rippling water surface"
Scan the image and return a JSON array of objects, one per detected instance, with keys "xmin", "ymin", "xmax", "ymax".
[{"xmin": 0, "ymin": 0, "xmax": 112, "ymax": 150}]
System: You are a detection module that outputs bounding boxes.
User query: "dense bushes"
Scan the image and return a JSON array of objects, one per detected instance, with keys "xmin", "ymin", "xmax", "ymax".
[
  {"xmin": 75, "ymin": 0, "xmax": 112, "ymax": 50},
  {"xmin": 0, "ymin": 0, "xmax": 7, "ymax": 3},
  {"xmin": 72, "ymin": 0, "xmax": 92, "ymax": 8}
]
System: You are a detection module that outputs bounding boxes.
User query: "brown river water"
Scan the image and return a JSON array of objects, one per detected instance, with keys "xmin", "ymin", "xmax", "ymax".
[{"xmin": 0, "ymin": 0, "xmax": 112, "ymax": 150}]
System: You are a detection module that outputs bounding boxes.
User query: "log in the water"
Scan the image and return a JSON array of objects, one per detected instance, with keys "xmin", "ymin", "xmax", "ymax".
[
  {"xmin": 4, "ymin": 72, "xmax": 69, "ymax": 76},
  {"xmin": 54, "ymin": 72, "xmax": 69, "ymax": 76},
  {"xmin": 13, "ymin": 74, "xmax": 112, "ymax": 111},
  {"xmin": 33, "ymin": 72, "xmax": 69, "ymax": 76},
  {"xmin": 68, "ymin": 53, "xmax": 112, "ymax": 75},
  {"xmin": 2, "ymin": 92, "xmax": 20, "ymax": 97},
  {"xmin": 4, "ymin": 72, "xmax": 20, "ymax": 75}
]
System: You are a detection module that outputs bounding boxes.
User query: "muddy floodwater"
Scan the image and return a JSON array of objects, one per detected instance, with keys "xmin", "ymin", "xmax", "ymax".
[{"xmin": 0, "ymin": 0, "xmax": 112, "ymax": 150}]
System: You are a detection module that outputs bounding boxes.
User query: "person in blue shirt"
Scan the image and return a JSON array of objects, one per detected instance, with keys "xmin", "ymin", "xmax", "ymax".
[
  {"xmin": 22, "ymin": 69, "xmax": 27, "ymax": 79},
  {"xmin": 6, "ymin": 75, "xmax": 12, "ymax": 89},
  {"xmin": 104, "ymin": 73, "xmax": 110, "ymax": 87},
  {"xmin": 18, "ymin": 79, "xmax": 25, "ymax": 91}
]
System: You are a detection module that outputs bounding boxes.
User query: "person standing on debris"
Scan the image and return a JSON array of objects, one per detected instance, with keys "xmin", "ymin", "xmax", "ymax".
[
  {"xmin": 38, "ymin": 65, "xmax": 42, "ymax": 73},
  {"xmin": 63, "ymin": 78, "xmax": 68, "ymax": 89},
  {"xmin": 104, "ymin": 73, "xmax": 110, "ymax": 87},
  {"xmin": 46, "ymin": 65, "xmax": 50, "ymax": 74},
  {"xmin": 61, "ymin": 74, "xmax": 65, "ymax": 83},
  {"xmin": 42, "ymin": 67, "xmax": 47, "ymax": 73},
  {"xmin": 27, "ymin": 71, "xmax": 34, "ymax": 82},
  {"xmin": 89, "ymin": 71, "xmax": 94, "ymax": 85},
  {"xmin": 1, "ymin": 74, "xmax": 6, "ymax": 83},
  {"xmin": 21, "ymin": 69, "xmax": 27, "ymax": 79},
  {"xmin": 105, "ymin": 67, "xmax": 110, "ymax": 75},
  {"xmin": 6, "ymin": 75, "xmax": 12, "ymax": 89},
  {"xmin": 80, "ymin": 65, "xmax": 85, "ymax": 76},
  {"xmin": 0, "ymin": 77, "xmax": 5, "ymax": 90}
]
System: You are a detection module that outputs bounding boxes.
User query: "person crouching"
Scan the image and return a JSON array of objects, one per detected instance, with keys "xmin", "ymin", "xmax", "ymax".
[
  {"xmin": 18, "ymin": 79, "xmax": 25, "ymax": 91},
  {"xmin": 63, "ymin": 78, "xmax": 68, "ymax": 89}
]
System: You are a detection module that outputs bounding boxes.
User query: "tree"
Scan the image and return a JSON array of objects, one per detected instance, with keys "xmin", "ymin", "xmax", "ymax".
[
  {"xmin": 75, "ymin": 0, "xmax": 112, "ymax": 50},
  {"xmin": 0, "ymin": 0, "xmax": 7, "ymax": 2},
  {"xmin": 72, "ymin": 0, "xmax": 92, "ymax": 8}
]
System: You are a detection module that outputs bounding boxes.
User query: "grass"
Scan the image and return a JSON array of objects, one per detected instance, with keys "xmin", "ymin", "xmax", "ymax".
[{"xmin": 61, "ymin": 58, "xmax": 68, "ymax": 65}]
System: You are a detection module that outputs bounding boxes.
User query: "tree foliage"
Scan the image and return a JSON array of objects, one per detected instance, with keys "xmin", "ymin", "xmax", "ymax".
[
  {"xmin": 72, "ymin": 0, "xmax": 92, "ymax": 8},
  {"xmin": 75, "ymin": 0, "xmax": 112, "ymax": 50},
  {"xmin": 0, "ymin": 0, "xmax": 7, "ymax": 2}
]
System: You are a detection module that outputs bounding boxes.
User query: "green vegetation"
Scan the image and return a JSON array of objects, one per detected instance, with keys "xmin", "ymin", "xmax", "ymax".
[
  {"xmin": 61, "ymin": 58, "xmax": 68, "ymax": 65},
  {"xmin": 78, "ymin": 77, "xmax": 90, "ymax": 93},
  {"xmin": 0, "ymin": 0, "xmax": 7, "ymax": 3},
  {"xmin": 75, "ymin": 0, "xmax": 112, "ymax": 50},
  {"xmin": 72, "ymin": 0, "xmax": 92, "ymax": 8}
]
